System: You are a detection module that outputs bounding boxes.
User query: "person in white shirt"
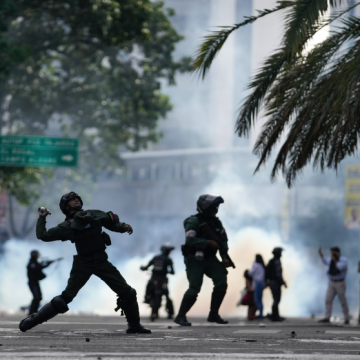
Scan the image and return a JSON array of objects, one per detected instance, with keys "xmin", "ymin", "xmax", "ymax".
[
  {"xmin": 248, "ymin": 254, "xmax": 266, "ymax": 320},
  {"xmin": 318, "ymin": 246, "xmax": 349, "ymax": 324}
]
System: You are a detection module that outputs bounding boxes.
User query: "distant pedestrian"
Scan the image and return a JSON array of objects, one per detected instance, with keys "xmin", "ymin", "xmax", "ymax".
[
  {"xmin": 318, "ymin": 246, "xmax": 349, "ymax": 325},
  {"xmin": 243, "ymin": 270, "xmax": 257, "ymax": 320},
  {"xmin": 266, "ymin": 247, "xmax": 287, "ymax": 322},
  {"xmin": 248, "ymin": 254, "xmax": 266, "ymax": 320}
]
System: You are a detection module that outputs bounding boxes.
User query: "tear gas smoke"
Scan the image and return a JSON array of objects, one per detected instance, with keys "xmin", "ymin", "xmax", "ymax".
[{"xmin": 0, "ymin": 167, "xmax": 334, "ymax": 319}]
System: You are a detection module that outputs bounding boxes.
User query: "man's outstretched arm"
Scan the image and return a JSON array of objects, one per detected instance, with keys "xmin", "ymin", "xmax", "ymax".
[
  {"xmin": 101, "ymin": 211, "xmax": 133, "ymax": 234},
  {"xmin": 140, "ymin": 259, "xmax": 154, "ymax": 271},
  {"xmin": 36, "ymin": 217, "xmax": 64, "ymax": 242}
]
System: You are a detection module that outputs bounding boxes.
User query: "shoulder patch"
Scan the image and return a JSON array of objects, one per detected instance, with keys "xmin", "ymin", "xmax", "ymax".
[
  {"xmin": 186, "ymin": 230, "xmax": 197, "ymax": 238},
  {"xmin": 108, "ymin": 211, "xmax": 119, "ymax": 222}
]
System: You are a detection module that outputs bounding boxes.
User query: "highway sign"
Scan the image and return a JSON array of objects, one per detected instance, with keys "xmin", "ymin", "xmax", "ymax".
[{"xmin": 0, "ymin": 136, "xmax": 78, "ymax": 167}]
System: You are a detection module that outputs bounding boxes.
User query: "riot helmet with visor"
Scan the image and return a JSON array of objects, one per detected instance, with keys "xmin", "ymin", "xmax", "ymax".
[{"xmin": 196, "ymin": 194, "xmax": 224, "ymax": 215}]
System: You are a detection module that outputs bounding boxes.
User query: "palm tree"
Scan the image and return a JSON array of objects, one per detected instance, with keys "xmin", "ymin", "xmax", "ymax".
[{"xmin": 194, "ymin": 0, "xmax": 360, "ymax": 186}]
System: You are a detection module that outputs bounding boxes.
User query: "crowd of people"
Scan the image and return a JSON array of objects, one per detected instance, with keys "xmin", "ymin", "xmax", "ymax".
[
  {"xmin": 239, "ymin": 248, "xmax": 286, "ymax": 322},
  {"xmin": 20, "ymin": 191, "xmax": 352, "ymax": 334}
]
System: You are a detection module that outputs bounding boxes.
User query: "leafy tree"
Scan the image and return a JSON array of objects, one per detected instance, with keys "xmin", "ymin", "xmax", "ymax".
[
  {"xmin": 194, "ymin": 0, "xmax": 360, "ymax": 186},
  {"xmin": 0, "ymin": 0, "xmax": 191, "ymax": 205}
]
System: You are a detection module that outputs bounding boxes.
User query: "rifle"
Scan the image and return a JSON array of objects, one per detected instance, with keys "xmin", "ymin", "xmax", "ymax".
[
  {"xmin": 199, "ymin": 222, "xmax": 235, "ymax": 269},
  {"xmin": 41, "ymin": 257, "xmax": 63, "ymax": 266}
]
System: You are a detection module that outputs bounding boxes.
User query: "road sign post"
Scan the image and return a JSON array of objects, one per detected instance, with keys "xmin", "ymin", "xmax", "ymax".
[{"xmin": 0, "ymin": 136, "xmax": 78, "ymax": 167}]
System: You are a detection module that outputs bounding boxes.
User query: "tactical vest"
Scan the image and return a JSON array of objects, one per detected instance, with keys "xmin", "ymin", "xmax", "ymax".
[
  {"xmin": 193, "ymin": 214, "xmax": 222, "ymax": 258},
  {"xmin": 152, "ymin": 254, "xmax": 169, "ymax": 276},
  {"xmin": 70, "ymin": 217, "xmax": 106, "ymax": 256}
]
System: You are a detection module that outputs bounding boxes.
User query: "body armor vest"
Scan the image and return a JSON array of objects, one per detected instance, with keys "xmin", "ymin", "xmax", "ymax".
[
  {"xmin": 71, "ymin": 220, "xmax": 106, "ymax": 256},
  {"xmin": 194, "ymin": 214, "xmax": 222, "ymax": 258},
  {"xmin": 152, "ymin": 254, "xmax": 169, "ymax": 276}
]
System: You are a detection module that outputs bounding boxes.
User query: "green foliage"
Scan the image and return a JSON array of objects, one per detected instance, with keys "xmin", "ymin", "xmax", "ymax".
[
  {"xmin": 0, "ymin": 0, "xmax": 191, "ymax": 204},
  {"xmin": 193, "ymin": 0, "xmax": 360, "ymax": 187},
  {"xmin": 0, "ymin": 166, "xmax": 52, "ymax": 204}
]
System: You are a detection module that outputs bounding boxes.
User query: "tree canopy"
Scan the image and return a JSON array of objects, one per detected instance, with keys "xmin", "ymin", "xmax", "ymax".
[
  {"xmin": 0, "ymin": 0, "xmax": 190, "ymax": 203},
  {"xmin": 194, "ymin": 0, "xmax": 360, "ymax": 186}
]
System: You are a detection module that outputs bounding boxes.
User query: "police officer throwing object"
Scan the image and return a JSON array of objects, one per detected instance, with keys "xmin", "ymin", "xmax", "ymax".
[
  {"xmin": 140, "ymin": 243, "xmax": 175, "ymax": 321},
  {"xmin": 174, "ymin": 194, "xmax": 233, "ymax": 326},
  {"xmin": 19, "ymin": 191, "xmax": 151, "ymax": 334},
  {"xmin": 27, "ymin": 250, "xmax": 59, "ymax": 314},
  {"xmin": 266, "ymin": 247, "xmax": 287, "ymax": 322}
]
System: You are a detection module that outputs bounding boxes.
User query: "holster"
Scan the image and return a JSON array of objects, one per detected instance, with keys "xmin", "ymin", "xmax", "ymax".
[
  {"xmin": 102, "ymin": 232, "xmax": 111, "ymax": 246},
  {"xmin": 181, "ymin": 244, "xmax": 188, "ymax": 256}
]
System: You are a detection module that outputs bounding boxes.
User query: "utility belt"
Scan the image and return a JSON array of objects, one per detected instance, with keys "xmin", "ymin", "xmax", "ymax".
[
  {"xmin": 181, "ymin": 244, "xmax": 216, "ymax": 259},
  {"xmin": 330, "ymin": 278, "xmax": 345, "ymax": 282}
]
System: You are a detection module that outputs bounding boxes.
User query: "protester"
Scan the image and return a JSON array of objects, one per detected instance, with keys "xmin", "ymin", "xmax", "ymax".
[
  {"xmin": 248, "ymin": 254, "xmax": 266, "ymax": 320},
  {"xmin": 266, "ymin": 247, "xmax": 287, "ymax": 322},
  {"xmin": 318, "ymin": 246, "xmax": 349, "ymax": 324},
  {"xmin": 242, "ymin": 270, "xmax": 257, "ymax": 320}
]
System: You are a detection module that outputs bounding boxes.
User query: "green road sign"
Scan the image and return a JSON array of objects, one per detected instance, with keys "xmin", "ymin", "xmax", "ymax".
[{"xmin": 0, "ymin": 136, "xmax": 78, "ymax": 167}]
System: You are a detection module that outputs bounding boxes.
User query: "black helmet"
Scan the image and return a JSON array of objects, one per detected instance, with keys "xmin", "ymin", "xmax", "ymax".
[
  {"xmin": 59, "ymin": 191, "xmax": 83, "ymax": 214},
  {"xmin": 197, "ymin": 194, "xmax": 224, "ymax": 214},
  {"xmin": 30, "ymin": 250, "xmax": 40, "ymax": 259},
  {"xmin": 161, "ymin": 242, "xmax": 175, "ymax": 254}
]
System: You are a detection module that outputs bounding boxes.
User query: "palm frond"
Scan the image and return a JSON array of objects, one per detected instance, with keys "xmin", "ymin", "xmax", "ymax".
[
  {"xmin": 283, "ymin": 0, "xmax": 329, "ymax": 56},
  {"xmin": 236, "ymin": 2, "xmax": 360, "ymax": 144},
  {"xmin": 192, "ymin": 2, "xmax": 295, "ymax": 79},
  {"xmin": 271, "ymin": 26, "xmax": 360, "ymax": 186},
  {"xmin": 253, "ymin": 16, "xmax": 359, "ymax": 172}
]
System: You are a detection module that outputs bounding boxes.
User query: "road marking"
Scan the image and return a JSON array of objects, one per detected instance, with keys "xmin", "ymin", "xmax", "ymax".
[
  {"xmin": 299, "ymin": 339, "xmax": 360, "ymax": 344},
  {"xmin": 233, "ymin": 329, "xmax": 282, "ymax": 334},
  {"xmin": 0, "ymin": 328, "xmax": 19, "ymax": 333},
  {"xmin": 326, "ymin": 330, "xmax": 360, "ymax": 335},
  {"xmin": 0, "ymin": 352, "xmax": 359, "ymax": 359}
]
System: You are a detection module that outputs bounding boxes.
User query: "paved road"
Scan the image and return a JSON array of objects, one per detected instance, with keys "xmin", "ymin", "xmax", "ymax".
[{"xmin": 1, "ymin": 314, "xmax": 360, "ymax": 359}]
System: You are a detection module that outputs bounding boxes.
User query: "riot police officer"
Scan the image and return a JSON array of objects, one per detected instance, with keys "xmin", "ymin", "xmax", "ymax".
[
  {"xmin": 27, "ymin": 250, "xmax": 55, "ymax": 314},
  {"xmin": 140, "ymin": 243, "xmax": 175, "ymax": 321},
  {"xmin": 19, "ymin": 191, "xmax": 151, "ymax": 334},
  {"xmin": 174, "ymin": 194, "xmax": 233, "ymax": 326}
]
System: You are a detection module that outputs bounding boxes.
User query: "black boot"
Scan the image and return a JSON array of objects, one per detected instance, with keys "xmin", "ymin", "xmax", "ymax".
[
  {"xmin": 174, "ymin": 295, "xmax": 197, "ymax": 326},
  {"xmin": 119, "ymin": 292, "xmax": 151, "ymax": 334},
  {"xmin": 166, "ymin": 297, "xmax": 174, "ymax": 319},
  {"xmin": 29, "ymin": 298, "xmax": 41, "ymax": 315},
  {"xmin": 19, "ymin": 302, "xmax": 58, "ymax": 332},
  {"xmin": 207, "ymin": 313, "xmax": 228, "ymax": 324},
  {"xmin": 207, "ymin": 290, "xmax": 228, "ymax": 324}
]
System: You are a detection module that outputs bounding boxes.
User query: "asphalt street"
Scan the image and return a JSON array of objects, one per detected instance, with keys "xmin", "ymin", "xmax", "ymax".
[{"xmin": 1, "ymin": 314, "xmax": 360, "ymax": 359}]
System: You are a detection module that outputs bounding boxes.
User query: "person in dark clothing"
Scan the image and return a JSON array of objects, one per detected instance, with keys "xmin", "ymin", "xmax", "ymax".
[
  {"xmin": 174, "ymin": 194, "xmax": 232, "ymax": 326},
  {"xmin": 243, "ymin": 270, "xmax": 257, "ymax": 320},
  {"xmin": 140, "ymin": 243, "xmax": 175, "ymax": 321},
  {"xmin": 27, "ymin": 250, "xmax": 55, "ymax": 314},
  {"xmin": 266, "ymin": 247, "xmax": 287, "ymax": 322},
  {"xmin": 19, "ymin": 191, "xmax": 151, "ymax": 334}
]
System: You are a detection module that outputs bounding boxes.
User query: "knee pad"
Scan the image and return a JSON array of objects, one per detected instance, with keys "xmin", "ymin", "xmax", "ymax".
[
  {"xmin": 51, "ymin": 296, "xmax": 69, "ymax": 314},
  {"xmin": 116, "ymin": 288, "xmax": 137, "ymax": 308}
]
